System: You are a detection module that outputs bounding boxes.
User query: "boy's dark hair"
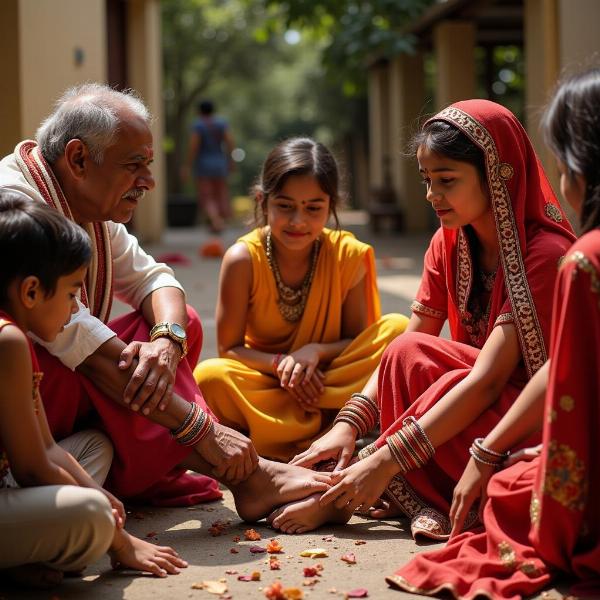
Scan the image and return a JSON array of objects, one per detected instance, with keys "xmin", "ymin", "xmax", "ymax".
[
  {"xmin": 411, "ymin": 120, "xmax": 487, "ymax": 186},
  {"xmin": 0, "ymin": 190, "xmax": 92, "ymax": 303},
  {"xmin": 542, "ymin": 67, "xmax": 600, "ymax": 233},
  {"xmin": 198, "ymin": 99, "xmax": 215, "ymax": 115},
  {"xmin": 252, "ymin": 137, "xmax": 343, "ymax": 228}
]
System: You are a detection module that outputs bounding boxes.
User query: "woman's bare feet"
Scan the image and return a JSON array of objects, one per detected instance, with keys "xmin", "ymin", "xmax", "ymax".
[
  {"xmin": 109, "ymin": 529, "xmax": 188, "ymax": 578},
  {"xmin": 229, "ymin": 458, "xmax": 333, "ymax": 522},
  {"xmin": 3, "ymin": 564, "xmax": 63, "ymax": 589},
  {"xmin": 266, "ymin": 493, "xmax": 352, "ymax": 534}
]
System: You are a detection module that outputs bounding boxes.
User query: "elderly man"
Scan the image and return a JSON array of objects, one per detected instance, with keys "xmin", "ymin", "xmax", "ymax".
[{"xmin": 0, "ymin": 84, "xmax": 330, "ymax": 514}]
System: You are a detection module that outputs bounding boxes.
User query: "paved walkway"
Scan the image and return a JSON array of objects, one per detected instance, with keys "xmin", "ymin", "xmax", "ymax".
[{"xmin": 1, "ymin": 213, "xmax": 567, "ymax": 599}]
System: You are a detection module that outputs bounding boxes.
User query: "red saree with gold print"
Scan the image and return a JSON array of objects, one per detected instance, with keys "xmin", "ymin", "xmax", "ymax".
[{"xmin": 388, "ymin": 229, "xmax": 600, "ymax": 599}]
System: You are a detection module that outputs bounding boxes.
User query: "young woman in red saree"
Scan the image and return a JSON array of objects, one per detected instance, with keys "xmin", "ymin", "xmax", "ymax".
[
  {"xmin": 388, "ymin": 67, "xmax": 600, "ymax": 600},
  {"xmin": 279, "ymin": 99, "xmax": 576, "ymax": 538}
]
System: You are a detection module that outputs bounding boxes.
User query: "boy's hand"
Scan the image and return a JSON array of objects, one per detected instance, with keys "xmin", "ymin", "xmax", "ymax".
[
  {"xmin": 110, "ymin": 529, "xmax": 187, "ymax": 577},
  {"xmin": 102, "ymin": 489, "xmax": 126, "ymax": 529}
]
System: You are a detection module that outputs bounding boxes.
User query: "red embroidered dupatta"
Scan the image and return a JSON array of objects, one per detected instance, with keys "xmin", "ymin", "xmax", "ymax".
[
  {"xmin": 14, "ymin": 141, "xmax": 113, "ymax": 322},
  {"xmin": 418, "ymin": 100, "xmax": 575, "ymax": 377}
]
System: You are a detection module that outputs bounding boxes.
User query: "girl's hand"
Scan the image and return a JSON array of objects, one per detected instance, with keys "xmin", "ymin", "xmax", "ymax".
[
  {"xmin": 319, "ymin": 446, "xmax": 399, "ymax": 512},
  {"xmin": 503, "ymin": 444, "xmax": 542, "ymax": 467},
  {"xmin": 449, "ymin": 457, "xmax": 495, "ymax": 538},
  {"xmin": 290, "ymin": 422, "xmax": 357, "ymax": 470},
  {"xmin": 277, "ymin": 344, "xmax": 325, "ymax": 405},
  {"xmin": 110, "ymin": 529, "xmax": 187, "ymax": 577},
  {"xmin": 102, "ymin": 489, "xmax": 126, "ymax": 529},
  {"xmin": 277, "ymin": 344, "xmax": 323, "ymax": 387}
]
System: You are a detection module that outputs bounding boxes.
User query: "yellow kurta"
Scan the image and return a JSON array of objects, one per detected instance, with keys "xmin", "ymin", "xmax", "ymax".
[{"xmin": 194, "ymin": 227, "xmax": 408, "ymax": 460}]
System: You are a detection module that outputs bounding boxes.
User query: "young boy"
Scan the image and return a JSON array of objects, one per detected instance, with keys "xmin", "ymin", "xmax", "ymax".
[{"xmin": 0, "ymin": 191, "xmax": 187, "ymax": 587}]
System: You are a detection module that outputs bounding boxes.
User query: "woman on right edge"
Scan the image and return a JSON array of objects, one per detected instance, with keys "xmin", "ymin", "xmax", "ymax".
[
  {"xmin": 276, "ymin": 99, "xmax": 576, "ymax": 539},
  {"xmin": 388, "ymin": 68, "xmax": 600, "ymax": 600}
]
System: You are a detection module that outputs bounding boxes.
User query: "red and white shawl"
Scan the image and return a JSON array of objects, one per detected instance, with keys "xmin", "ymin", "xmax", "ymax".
[{"xmin": 14, "ymin": 140, "xmax": 113, "ymax": 323}]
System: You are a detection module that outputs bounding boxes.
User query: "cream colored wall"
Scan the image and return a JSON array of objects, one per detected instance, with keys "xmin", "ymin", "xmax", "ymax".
[{"xmin": 17, "ymin": 0, "xmax": 107, "ymax": 139}]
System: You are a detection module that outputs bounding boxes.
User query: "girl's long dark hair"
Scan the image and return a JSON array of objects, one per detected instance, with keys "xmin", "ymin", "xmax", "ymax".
[{"xmin": 543, "ymin": 68, "xmax": 600, "ymax": 233}]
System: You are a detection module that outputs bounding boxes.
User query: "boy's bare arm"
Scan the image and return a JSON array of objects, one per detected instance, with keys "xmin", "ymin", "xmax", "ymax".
[{"xmin": 0, "ymin": 327, "xmax": 78, "ymax": 487}]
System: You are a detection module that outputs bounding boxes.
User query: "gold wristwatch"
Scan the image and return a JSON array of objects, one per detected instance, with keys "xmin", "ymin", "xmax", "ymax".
[{"xmin": 149, "ymin": 322, "xmax": 188, "ymax": 360}]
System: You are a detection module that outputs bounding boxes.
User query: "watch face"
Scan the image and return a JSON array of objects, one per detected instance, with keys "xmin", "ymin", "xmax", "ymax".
[{"xmin": 170, "ymin": 323, "xmax": 186, "ymax": 339}]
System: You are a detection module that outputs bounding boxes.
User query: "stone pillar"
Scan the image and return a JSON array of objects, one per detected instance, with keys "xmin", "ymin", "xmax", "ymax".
[
  {"xmin": 388, "ymin": 52, "xmax": 429, "ymax": 231},
  {"xmin": 127, "ymin": 0, "xmax": 165, "ymax": 242},
  {"xmin": 433, "ymin": 21, "xmax": 476, "ymax": 110},
  {"xmin": 368, "ymin": 63, "xmax": 389, "ymax": 190}
]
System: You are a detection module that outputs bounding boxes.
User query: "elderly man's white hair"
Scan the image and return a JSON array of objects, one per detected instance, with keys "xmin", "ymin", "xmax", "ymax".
[{"xmin": 36, "ymin": 83, "xmax": 151, "ymax": 164}]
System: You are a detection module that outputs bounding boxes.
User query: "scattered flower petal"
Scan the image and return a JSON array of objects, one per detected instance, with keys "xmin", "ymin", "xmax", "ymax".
[
  {"xmin": 230, "ymin": 547, "xmax": 239, "ymax": 554},
  {"xmin": 346, "ymin": 588, "xmax": 368, "ymax": 598},
  {"xmin": 341, "ymin": 553, "xmax": 357, "ymax": 564},
  {"xmin": 191, "ymin": 581, "xmax": 228, "ymax": 595},
  {"xmin": 267, "ymin": 539, "xmax": 284, "ymax": 553},
  {"xmin": 299, "ymin": 548, "xmax": 328, "ymax": 558},
  {"xmin": 244, "ymin": 528, "xmax": 261, "ymax": 541},
  {"xmin": 225, "ymin": 570, "xmax": 238, "ymax": 575},
  {"xmin": 238, "ymin": 571, "xmax": 261, "ymax": 582},
  {"xmin": 250, "ymin": 545, "xmax": 267, "ymax": 553},
  {"xmin": 322, "ymin": 535, "xmax": 334, "ymax": 542},
  {"xmin": 302, "ymin": 579, "xmax": 319, "ymax": 587},
  {"xmin": 145, "ymin": 531, "xmax": 157, "ymax": 539},
  {"xmin": 269, "ymin": 556, "xmax": 281, "ymax": 570},
  {"xmin": 232, "ymin": 535, "xmax": 241, "ymax": 542},
  {"xmin": 354, "ymin": 540, "xmax": 366, "ymax": 545}
]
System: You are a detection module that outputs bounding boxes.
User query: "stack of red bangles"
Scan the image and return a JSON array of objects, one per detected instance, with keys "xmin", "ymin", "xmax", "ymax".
[
  {"xmin": 333, "ymin": 392, "xmax": 379, "ymax": 438},
  {"xmin": 469, "ymin": 437, "xmax": 509, "ymax": 468},
  {"xmin": 170, "ymin": 402, "xmax": 214, "ymax": 446},
  {"xmin": 385, "ymin": 416, "xmax": 435, "ymax": 473},
  {"xmin": 272, "ymin": 353, "xmax": 283, "ymax": 376}
]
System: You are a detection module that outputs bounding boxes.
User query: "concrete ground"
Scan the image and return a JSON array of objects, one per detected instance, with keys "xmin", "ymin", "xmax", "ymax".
[{"xmin": 0, "ymin": 212, "xmax": 570, "ymax": 600}]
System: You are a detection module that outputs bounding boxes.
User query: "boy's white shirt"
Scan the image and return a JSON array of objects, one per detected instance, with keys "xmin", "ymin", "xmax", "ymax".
[{"xmin": 0, "ymin": 152, "xmax": 184, "ymax": 370}]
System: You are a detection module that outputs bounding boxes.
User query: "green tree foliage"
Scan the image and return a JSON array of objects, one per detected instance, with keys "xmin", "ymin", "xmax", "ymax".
[
  {"xmin": 162, "ymin": 0, "xmax": 366, "ymax": 200},
  {"xmin": 254, "ymin": 0, "xmax": 434, "ymax": 95}
]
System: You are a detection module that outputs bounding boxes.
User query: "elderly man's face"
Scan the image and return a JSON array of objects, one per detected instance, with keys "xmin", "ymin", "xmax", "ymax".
[{"xmin": 78, "ymin": 113, "xmax": 155, "ymax": 223}]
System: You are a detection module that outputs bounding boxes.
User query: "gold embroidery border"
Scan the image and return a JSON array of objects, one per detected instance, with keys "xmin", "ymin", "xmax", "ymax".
[
  {"xmin": 386, "ymin": 574, "xmax": 497, "ymax": 600},
  {"xmin": 411, "ymin": 300, "xmax": 446, "ymax": 320},
  {"xmin": 456, "ymin": 229, "xmax": 473, "ymax": 319},
  {"xmin": 435, "ymin": 107, "xmax": 547, "ymax": 378},
  {"xmin": 494, "ymin": 312, "xmax": 513, "ymax": 325},
  {"xmin": 560, "ymin": 250, "xmax": 600, "ymax": 304}
]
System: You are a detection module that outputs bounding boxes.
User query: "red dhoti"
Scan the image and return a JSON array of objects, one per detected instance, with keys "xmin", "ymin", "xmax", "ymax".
[{"xmin": 37, "ymin": 306, "xmax": 221, "ymax": 506}]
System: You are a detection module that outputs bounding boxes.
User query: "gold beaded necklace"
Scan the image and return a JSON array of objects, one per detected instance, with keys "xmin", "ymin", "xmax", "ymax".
[{"xmin": 265, "ymin": 229, "xmax": 321, "ymax": 322}]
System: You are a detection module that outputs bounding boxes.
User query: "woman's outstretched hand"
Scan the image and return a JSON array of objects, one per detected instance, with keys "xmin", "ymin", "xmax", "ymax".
[
  {"xmin": 289, "ymin": 422, "xmax": 357, "ymax": 470},
  {"xmin": 318, "ymin": 446, "xmax": 398, "ymax": 513},
  {"xmin": 196, "ymin": 422, "xmax": 259, "ymax": 484},
  {"xmin": 449, "ymin": 457, "xmax": 495, "ymax": 538}
]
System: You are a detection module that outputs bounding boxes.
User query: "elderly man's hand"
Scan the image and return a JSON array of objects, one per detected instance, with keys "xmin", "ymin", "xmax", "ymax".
[
  {"xmin": 119, "ymin": 337, "xmax": 181, "ymax": 415},
  {"xmin": 195, "ymin": 422, "xmax": 259, "ymax": 484}
]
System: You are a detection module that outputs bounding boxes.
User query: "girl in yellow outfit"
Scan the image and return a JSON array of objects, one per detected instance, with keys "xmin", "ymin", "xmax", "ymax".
[{"xmin": 194, "ymin": 138, "xmax": 407, "ymax": 460}]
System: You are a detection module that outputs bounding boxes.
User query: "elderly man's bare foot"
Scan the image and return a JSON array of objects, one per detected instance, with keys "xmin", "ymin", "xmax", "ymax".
[
  {"xmin": 230, "ymin": 459, "xmax": 332, "ymax": 522},
  {"xmin": 266, "ymin": 493, "xmax": 352, "ymax": 534}
]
